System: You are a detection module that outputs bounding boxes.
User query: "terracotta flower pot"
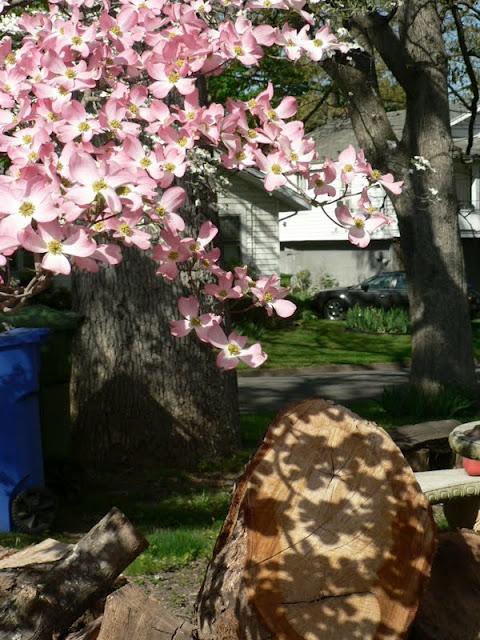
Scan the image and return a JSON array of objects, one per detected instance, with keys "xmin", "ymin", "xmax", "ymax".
[{"xmin": 463, "ymin": 457, "xmax": 480, "ymax": 476}]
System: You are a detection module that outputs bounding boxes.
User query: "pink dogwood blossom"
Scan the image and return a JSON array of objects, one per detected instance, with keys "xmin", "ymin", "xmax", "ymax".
[
  {"xmin": 170, "ymin": 296, "xmax": 221, "ymax": 342},
  {"xmin": 335, "ymin": 205, "xmax": 389, "ymax": 248},
  {"xmin": 0, "ymin": 0, "xmax": 403, "ymax": 368},
  {"xmin": 251, "ymin": 275, "xmax": 297, "ymax": 317},
  {"xmin": 19, "ymin": 223, "xmax": 96, "ymax": 275},
  {"xmin": 207, "ymin": 325, "xmax": 267, "ymax": 370}
]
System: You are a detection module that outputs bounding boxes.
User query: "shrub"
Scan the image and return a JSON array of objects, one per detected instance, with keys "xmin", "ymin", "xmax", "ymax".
[
  {"xmin": 290, "ymin": 269, "xmax": 312, "ymax": 293},
  {"xmin": 381, "ymin": 385, "xmax": 476, "ymax": 421},
  {"xmin": 280, "ymin": 273, "xmax": 292, "ymax": 288},
  {"xmin": 318, "ymin": 272, "xmax": 339, "ymax": 290},
  {"xmin": 345, "ymin": 305, "xmax": 411, "ymax": 335}
]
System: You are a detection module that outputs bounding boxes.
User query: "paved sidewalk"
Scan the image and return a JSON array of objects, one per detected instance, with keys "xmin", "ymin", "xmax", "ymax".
[{"xmin": 238, "ymin": 365, "xmax": 409, "ymax": 413}]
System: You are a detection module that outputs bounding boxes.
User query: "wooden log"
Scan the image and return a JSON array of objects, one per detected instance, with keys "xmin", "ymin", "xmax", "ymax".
[
  {"xmin": 64, "ymin": 617, "xmax": 103, "ymax": 640},
  {"xmin": 390, "ymin": 420, "xmax": 459, "ymax": 471},
  {"xmin": 197, "ymin": 399, "xmax": 436, "ymax": 640},
  {"xmin": 409, "ymin": 529, "xmax": 480, "ymax": 640},
  {"xmin": 96, "ymin": 583, "xmax": 193, "ymax": 640},
  {"xmin": 0, "ymin": 508, "xmax": 147, "ymax": 640},
  {"xmin": 389, "ymin": 420, "xmax": 460, "ymax": 451}
]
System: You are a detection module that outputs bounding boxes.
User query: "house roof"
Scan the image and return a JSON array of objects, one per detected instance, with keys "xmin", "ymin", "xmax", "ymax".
[
  {"xmin": 310, "ymin": 105, "xmax": 480, "ymax": 159},
  {"xmin": 237, "ymin": 169, "xmax": 311, "ymax": 212}
]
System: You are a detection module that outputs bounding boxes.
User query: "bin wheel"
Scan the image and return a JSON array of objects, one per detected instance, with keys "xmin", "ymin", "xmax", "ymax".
[{"xmin": 11, "ymin": 488, "xmax": 56, "ymax": 534}]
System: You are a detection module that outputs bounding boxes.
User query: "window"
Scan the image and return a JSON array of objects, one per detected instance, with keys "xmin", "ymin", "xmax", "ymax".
[
  {"xmin": 365, "ymin": 274, "xmax": 398, "ymax": 289},
  {"xmin": 393, "ymin": 273, "xmax": 408, "ymax": 291},
  {"xmin": 219, "ymin": 215, "xmax": 241, "ymax": 265}
]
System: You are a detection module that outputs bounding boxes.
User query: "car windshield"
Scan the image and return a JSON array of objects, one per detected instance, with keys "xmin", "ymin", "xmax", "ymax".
[{"xmin": 362, "ymin": 274, "xmax": 398, "ymax": 289}]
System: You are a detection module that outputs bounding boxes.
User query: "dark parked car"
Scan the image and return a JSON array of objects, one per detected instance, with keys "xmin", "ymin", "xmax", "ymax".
[{"xmin": 313, "ymin": 271, "xmax": 480, "ymax": 320}]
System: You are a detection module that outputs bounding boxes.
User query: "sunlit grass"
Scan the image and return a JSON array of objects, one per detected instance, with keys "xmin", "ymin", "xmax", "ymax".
[
  {"xmin": 239, "ymin": 317, "xmax": 480, "ymax": 370},
  {"xmin": 242, "ymin": 319, "xmax": 412, "ymax": 369}
]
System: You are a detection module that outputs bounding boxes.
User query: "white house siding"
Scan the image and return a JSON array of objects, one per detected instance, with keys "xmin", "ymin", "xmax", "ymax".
[
  {"xmin": 280, "ymin": 240, "xmax": 401, "ymax": 288},
  {"xmin": 280, "ymin": 155, "xmax": 480, "ymax": 285},
  {"xmin": 279, "ymin": 170, "xmax": 400, "ymax": 284},
  {"xmin": 451, "ymin": 111, "xmax": 480, "ymax": 141},
  {"xmin": 280, "ymin": 171, "xmax": 399, "ymax": 243},
  {"xmin": 218, "ymin": 176, "xmax": 280, "ymax": 275}
]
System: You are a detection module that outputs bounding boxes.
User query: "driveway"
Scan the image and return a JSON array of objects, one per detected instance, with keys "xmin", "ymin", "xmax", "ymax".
[{"xmin": 238, "ymin": 366, "xmax": 409, "ymax": 413}]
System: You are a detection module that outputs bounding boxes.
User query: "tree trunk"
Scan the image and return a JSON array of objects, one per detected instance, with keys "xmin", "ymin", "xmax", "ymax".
[
  {"xmin": 0, "ymin": 508, "xmax": 147, "ymax": 640},
  {"xmin": 395, "ymin": 52, "xmax": 475, "ymax": 394},
  {"xmin": 325, "ymin": 0, "xmax": 477, "ymax": 394},
  {"xmin": 71, "ymin": 175, "xmax": 240, "ymax": 468},
  {"xmin": 197, "ymin": 399, "xmax": 436, "ymax": 640}
]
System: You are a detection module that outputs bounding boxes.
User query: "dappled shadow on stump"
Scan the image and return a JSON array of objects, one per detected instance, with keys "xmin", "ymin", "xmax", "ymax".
[
  {"xmin": 410, "ymin": 529, "xmax": 480, "ymax": 640},
  {"xmin": 197, "ymin": 399, "xmax": 436, "ymax": 640}
]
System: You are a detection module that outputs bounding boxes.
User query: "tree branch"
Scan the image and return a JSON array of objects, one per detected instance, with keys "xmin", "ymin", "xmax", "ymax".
[
  {"xmin": 302, "ymin": 86, "xmax": 333, "ymax": 130},
  {"xmin": 451, "ymin": 2, "xmax": 479, "ymax": 155},
  {"xmin": 349, "ymin": 11, "xmax": 417, "ymax": 92},
  {"xmin": 0, "ymin": 0, "xmax": 34, "ymax": 15},
  {"xmin": 323, "ymin": 52, "xmax": 406, "ymax": 173}
]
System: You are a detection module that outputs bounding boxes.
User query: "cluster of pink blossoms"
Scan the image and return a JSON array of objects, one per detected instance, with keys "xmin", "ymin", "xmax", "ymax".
[{"xmin": 0, "ymin": 0, "xmax": 402, "ymax": 369}]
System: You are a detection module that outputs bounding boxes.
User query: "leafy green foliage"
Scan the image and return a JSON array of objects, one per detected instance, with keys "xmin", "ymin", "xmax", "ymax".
[
  {"xmin": 280, "ymin": 273, "xmax": 292, "ymax": 287},
  {"xmin": 345, "ymin": 305, "xmax": 411, "ymax": 335},
  {"xmin": 381, "ymin": 385, "xmax": 476, "ymax": 421}
]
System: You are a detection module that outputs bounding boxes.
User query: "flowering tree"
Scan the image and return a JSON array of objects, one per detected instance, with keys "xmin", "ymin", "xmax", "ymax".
[{"xmin": 0, "ymin": 0, "xmax": 402, "ymax": 372}]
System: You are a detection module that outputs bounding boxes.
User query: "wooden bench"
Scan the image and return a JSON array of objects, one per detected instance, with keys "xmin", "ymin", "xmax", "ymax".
[{"xmin": 389, "ymin": 420, "xmax": 480, "ymax": 528}]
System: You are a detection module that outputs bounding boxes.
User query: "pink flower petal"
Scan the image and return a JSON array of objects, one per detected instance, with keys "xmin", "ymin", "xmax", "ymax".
[
  {"xmin": 170, "ymin": 319, "xmax": 191, "ymax": 338},
  {"xmin": 335, "ymin": 205, "xmax": 354, "ymax": 226},
  {"xmin": 18, "ymin": 226, "xmax": 47, "ymax": 253},
  {"xmin": 198, "ymin": 221, "xmax": 218, "ymax": 246},
  {"xmin": 69, "ymin": 153, "xmax": 99, "ymax": 185},
  {"xmin": 272, "ymin": 299, "xmax": 296, "ymax": 318},
  {"xmin": 63, "ymin": 229, "xmax": 96, "ymax": 257},
  {"xmin": 348, "ymin": 227, "xmax": 370, "ymax": 248},
  {"xmin": 207, "ymin": 324, "xmax": 228, "ymax": 348},
  {"xmin": 160, "ymin": 186, "xmax": 186, "ymax": 212},
  {"xmin": 42, "ymin": 252, "xmax": 71, "ymax": 275},
  {"xmin": 178, "ymin": 296, "xmax": 199, "ymax": 318},
  {"xmin": 216, "ymin": 351, "xmax": 239, "ymax": 370},
  {"xmin": 239, "ymin": 343, "xmax": 267, "ymax": 368}
]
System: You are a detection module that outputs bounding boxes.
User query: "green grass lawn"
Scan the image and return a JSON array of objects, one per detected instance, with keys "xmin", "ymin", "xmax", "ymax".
[
  {"xmin": 0, "ymin": 413, "xmax": 276, "ymax": 575},
  {"xmin": 238, "ymin": 318, "xmax": 480, "ymax": 369},
  {"xmin": 2, "ymin": 317, "xmax": 480, "ymax": 573},
  {"xmin": 0, "ymin": 400, "xmax": 475, "ymax": 574},
  {"xmin": 243, "ymin": 319, "xmax": 411, "ymax": 369}
]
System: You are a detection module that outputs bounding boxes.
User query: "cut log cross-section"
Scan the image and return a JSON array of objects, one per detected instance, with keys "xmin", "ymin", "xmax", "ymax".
[{"xmin": 197, "ymin": 399, "xmax": 436, "ymax": 640}]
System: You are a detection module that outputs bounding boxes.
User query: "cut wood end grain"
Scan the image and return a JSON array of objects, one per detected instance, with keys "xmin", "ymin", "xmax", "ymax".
[{"xmin": 197, "ymin": 398, "xmax": 437, "ymax": 640}]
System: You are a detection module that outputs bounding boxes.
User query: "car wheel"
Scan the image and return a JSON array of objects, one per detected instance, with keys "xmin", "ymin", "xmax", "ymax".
[{"xmin": 323, "ymin": 298, "xmax": 347, "ymax": 320}]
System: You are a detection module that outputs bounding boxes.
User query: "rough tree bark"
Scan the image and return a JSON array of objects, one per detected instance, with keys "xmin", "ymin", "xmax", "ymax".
[
  {"xmin": 325, "ymin": 0, "xmax": 476, "ymax": 394},
  {"xmin": 0, "ymin": 508, "xmax": 147, "ymax": 640},
  {"xmin": 197, "ymin": 399, "xmax": 436, "ymax": 640},
  {"xmin": 71, "ymin": 171, "xmax": 239, "ymax": 468}
]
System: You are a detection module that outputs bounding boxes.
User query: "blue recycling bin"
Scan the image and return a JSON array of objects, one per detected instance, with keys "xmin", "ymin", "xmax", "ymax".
[{"xmin": 0, "ymin": 328, "xmax": 50, "ymax": 532}]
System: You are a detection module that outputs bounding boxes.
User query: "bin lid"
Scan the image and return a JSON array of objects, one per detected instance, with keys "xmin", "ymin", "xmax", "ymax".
[{"xmin": 0, "ymin": 328, "xmax": 51, "ymax": 349}]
